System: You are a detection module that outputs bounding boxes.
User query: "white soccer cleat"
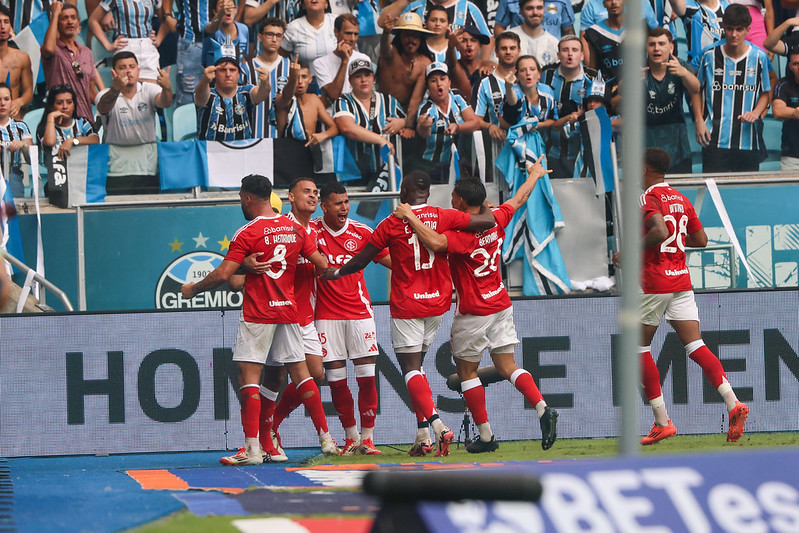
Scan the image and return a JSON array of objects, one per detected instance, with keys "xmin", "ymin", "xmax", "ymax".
[
  {"xmin": 220, "ymin": 447, "xmax": 262, "ymax": 466},
  {"xmin": 319, "ymin": 433, "xmax": 341, "ymax": 455}
]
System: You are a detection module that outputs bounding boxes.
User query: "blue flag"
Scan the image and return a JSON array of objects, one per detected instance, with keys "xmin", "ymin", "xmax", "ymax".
[{"xmin": 497, "ymin": 119, "xmax": 571, "ymax": 296}]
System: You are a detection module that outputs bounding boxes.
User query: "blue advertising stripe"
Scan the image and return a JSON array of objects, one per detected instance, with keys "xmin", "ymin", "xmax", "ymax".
[{"xmin": 417, "ymin": 449, "xmax": 799, "ymax": 532}]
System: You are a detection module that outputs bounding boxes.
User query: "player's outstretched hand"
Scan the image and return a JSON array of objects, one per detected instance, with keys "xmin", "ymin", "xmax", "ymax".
[
  {"xmin": 181, "ymin": 282, "xmax": 195, "ymax": 299},
  {"xmin": 242, "ymin": 252, "xmax": 269, "ymax": 274},
  {"xmin": 392, "ymin": 202, "xmax": 414, "ymax": 220},
  {"xmin": 319, "ymin": 266, "xmax": 340, "ymax": 282},
  {"xmin": 526, "ymin": 154, "xmax": 551, "ymax": 179}
]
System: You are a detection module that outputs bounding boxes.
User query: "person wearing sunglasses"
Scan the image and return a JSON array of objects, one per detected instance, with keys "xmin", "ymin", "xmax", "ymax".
[{"xmin": 41, "ymin": 1, "xmax": 106, "ymax": 122}]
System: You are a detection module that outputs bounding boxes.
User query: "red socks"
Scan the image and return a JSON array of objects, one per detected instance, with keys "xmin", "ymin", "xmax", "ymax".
[
  {"xmin": 510, "ymin": 369, "xmax": 544, "ymax": 407},
  {"xmin": 240, "ymin": 385, "xmax": 260, "ymax": 439},
  {"xmin": 357, "ymin": 376, "xmax": 378, "ymax": 430},
  {"xmin": 297, "ymin": 377, "xmax": 329, "ymax": 434},
  {"xmin": 328, "ymin": 378, "xmax": 357, "ymax": 429},
  {"xmin": 640, "ymin": 349, "xmax": 663, "ymax": 401},
  {"xmin": 686, "ymin": 342, "xmax": 727, "ymax": 388},
  {"xmin": 273, "ymin": 381, "xmax": 302, "ymax": 430},
  {"xmin": 405, "ymin": 371, "xmax": 437, "ymax": 421},
  {"xmin": 461, "ymin": 378, "xmax": 488, "ymax": 425},
  {"xmin": 258, "ymin": 387, "xmax": 278, "ymax": 452}
]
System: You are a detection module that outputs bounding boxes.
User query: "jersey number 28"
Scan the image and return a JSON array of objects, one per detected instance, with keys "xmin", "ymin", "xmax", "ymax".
[{"xmin": 660, "ymin": 214, "xmax": 688, "ymax": 254}]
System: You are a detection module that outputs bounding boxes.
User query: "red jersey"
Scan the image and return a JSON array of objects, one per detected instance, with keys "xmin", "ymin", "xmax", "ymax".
[
  {"xmin": 286, "ymin": 211, "xmax": 316, "ymax": 326},
  {"xmin": 313, "ymin": 217, "xmax": 388, "ymax": 320},
  {"xmin": 370, "ymin": 204, "xmax": 471, "ymax": 319},
  {"xmin": 225, "ymin": 215, "xmax": 316, "ymax": 324},
  {"xmin": 641, "ymin": 183, "xmax": 702, "ymax": 294},
  {"xmin": 446, "ymin": 204, "xmax": 514, "ymax": 316}
]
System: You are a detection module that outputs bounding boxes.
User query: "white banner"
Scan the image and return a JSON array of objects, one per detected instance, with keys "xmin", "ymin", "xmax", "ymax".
[{"xmin": 1, "ymin": 291, "xmax": 798, "ymax": 456}]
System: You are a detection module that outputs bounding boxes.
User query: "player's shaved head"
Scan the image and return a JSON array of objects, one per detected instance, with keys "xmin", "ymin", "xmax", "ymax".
[
  {"xmin": 241, "ymin": 174, "xmax": 273, "ymax": 198},
  {"xmin": 453, "ymin": 178, "xmax": 486, "ymax": 207},
  {"xmin": 320, "ymin": 182, "xmax": 347, "ymax": 202},
  {"xmin": 644, "ymin": 148, "xmax": 670, "ymax": 176},
  {"xmin": 400, "ymin": 171, "xmax": 431, "ymax": 203}
]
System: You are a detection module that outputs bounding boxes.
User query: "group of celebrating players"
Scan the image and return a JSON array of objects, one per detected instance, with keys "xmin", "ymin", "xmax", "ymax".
[{"xmin": 181, "ymin": 146, "xmax": 749, "ymax": 466}]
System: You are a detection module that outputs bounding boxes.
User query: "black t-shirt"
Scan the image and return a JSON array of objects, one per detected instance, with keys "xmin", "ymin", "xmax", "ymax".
[
  {"xmin": 774, "ymin": 75, "xmax": 799, "ymax": 157},
  {"xmin": 644, "ymin": 61, "xmax": 688, "ymax": 127}
]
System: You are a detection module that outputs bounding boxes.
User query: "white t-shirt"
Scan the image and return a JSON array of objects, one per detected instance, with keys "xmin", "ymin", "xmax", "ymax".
[
  {"xmin": 281, "ymin": 13, "xmax": 337, "ymax": 76},
  {"xmin": 95, "ymin": 82, "xmax": 162, "ymax": 145},
  {"xmin": 313, "ymin": 49, "xmax": 371, "ymax": 98},
  {"xmin": 508, "ymin": 26, "xmax": 559, "ymax": 67}
]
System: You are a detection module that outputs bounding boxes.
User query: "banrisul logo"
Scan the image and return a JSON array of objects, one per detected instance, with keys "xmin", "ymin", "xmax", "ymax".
[{"xmin": 155, "ymin": 252, "xmax": 243, "ymax": 309}]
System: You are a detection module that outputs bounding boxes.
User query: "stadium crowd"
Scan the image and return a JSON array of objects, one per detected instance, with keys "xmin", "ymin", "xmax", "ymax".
[{"xmin": 0, "ymin": 0, "xmax": 796, "ymax": 197}]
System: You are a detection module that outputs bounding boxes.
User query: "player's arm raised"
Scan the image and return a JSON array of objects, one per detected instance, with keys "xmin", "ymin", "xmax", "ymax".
[
  {"xmin": 393, "ymin": 203, "xmax": 448, "ymax": 252},
  {"xmin": 503, "ymin": 155, "xmax": 550, "ymax": 212},
  {"xmin": 181, "ymin": 259, "xmax": 241, "ymax": 298}
]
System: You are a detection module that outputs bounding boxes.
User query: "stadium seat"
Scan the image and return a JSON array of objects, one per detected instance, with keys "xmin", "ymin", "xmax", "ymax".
[
  {"xmin": 23, "ymin": 107, "xmax": 44, "ymax": 137},
  {"xmin": 91, "ymin": 38, "xmax": 113, "ymax": 68},
  {"xmin": 172, "ymin": 103, "xmax": 197, "ymax": 141},
  {"xmin": 97, "ymin": 66, "xmax": 113, "ymax": 89}
]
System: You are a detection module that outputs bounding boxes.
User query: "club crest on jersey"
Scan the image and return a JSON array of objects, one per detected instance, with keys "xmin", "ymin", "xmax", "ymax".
[
  {"xmin": 746, "ymin": 66, "xmax": 757, "ymax": 77},
  {"xmin": 667, "ymin": 81, "xmax": 675, "ymax": 94},
  {"xmin": 277, "ymin": 76, "xmax": 288, "ymax": 91},
  {"xmin": 344, "ymin": 239, "xmax": 358, "ymax": 252},
  {"xmin": 546, "ymin": 3, "xmax": 558, "ymax": 13},
  {"xmin": 234, "ymin": 103, "xmax": 246, "ymax": 115},
  {"xmin": 155, "ymin": 252, "xmax": 243, "ymax": 309}
]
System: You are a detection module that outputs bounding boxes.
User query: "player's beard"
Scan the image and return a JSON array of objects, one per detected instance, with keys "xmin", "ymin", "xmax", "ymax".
[{"xmin": 241, "ymin": 205, "xmax": 254, "ymax": 220}]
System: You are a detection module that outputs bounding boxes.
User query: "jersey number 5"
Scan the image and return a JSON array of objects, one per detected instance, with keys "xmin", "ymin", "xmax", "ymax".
[
  {"xmin": 660, "ymin": 214, "xmax": 688, "ymax": 254},
  {"xmin": 408, "ymin": 234, "xmax": 435, "ymax": 270}
]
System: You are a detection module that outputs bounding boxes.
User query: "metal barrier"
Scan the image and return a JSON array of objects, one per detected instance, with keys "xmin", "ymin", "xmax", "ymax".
[{"xmin": 0, "ymin": 249, "xmax": 74, "ymax": 312}]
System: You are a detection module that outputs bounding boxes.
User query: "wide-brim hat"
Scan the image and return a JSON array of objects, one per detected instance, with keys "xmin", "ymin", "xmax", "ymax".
[{"xmin": 391, "ymin": 12, "xmax": 436, "ymax": 36}]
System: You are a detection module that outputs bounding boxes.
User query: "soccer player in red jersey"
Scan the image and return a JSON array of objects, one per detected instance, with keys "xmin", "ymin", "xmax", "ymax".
[
  {"xmin": 394, "ymin": 156, "xmax": 559, "ymax": 452},
  {"xmin": 615, "ymin": 148, "xmax": 749, "ymax": 445},
  {"xmin": 250, "ymin": 177, "xmax": 341, "ymax": 459},
  {"xmin": 313, "ymin": 183, "xmax": 392, "ymax": 455},
  {"xmin": 181, "ymin": 174, "xmax": 333, "ymax": 466},
  {"xmin": 325, "ymin": 171, "xmax": 496, "ymax": 456}
]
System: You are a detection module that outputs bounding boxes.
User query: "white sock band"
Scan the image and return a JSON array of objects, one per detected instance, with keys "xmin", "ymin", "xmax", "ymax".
[
  {"xmin": 354, "ymin": 363, "xmax": 376, "ymax": 378},
  {"xmin": 639, "ymin": 345, "xmax": 651, "ymax": 353},
  {"xmin": 239, "ymin": 383, "xmax": 260, "ymax": 392},
  {"xmin": 461, "ymin": 377, "xmax": 482, "ymax": 392},
  {"xmin": 718, "ymin": 382, "xmax": 733, "ymax": 396},
  {"xmin": 509, "ymin": 368, "xmax": 528, "ymax": 387},
  {"xmin": 404, "ymin": 370, "xmax": 423, "ymax": 385},
  {"xmin": 326, "ymin": 366, "xmax": 348, "ymax": 382},
  {"xmin": 684, "ymin": 340, "xmax": 705, "ymax": 356},
  {"xmin": 649, "ymin": 395, "xmax": 665, "ymax": 409},
  {"xmin": 297, "ymin": 376, "xmax": 314, "ymax": 388},
  {"xmin": 259, "ymin": 386, "xmax": 278, "ymax": 401}
]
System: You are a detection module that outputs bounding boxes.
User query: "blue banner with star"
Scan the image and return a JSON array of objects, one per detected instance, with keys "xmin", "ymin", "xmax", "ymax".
[{"xmin": 12, "ymin": 199, "xmax": 393, "ymax": 311}]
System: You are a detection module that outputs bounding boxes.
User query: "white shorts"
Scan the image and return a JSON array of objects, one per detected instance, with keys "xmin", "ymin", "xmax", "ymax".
[
  {"xmin": 641, "ymin": 291, "xmax": 700, "ymax": 327},
  {"xmin": 391, "ymin": 315, "xmax": 443, "ymax": 353},
  {"xmin": 232, "ymin": 320, "xmax": 305, "ymax": 365},
  {"xmin": 316, "ymin": 318, "xmax": 380, "ymax": 361},
  {"xmin": 301, "ymin": 322, "xmax": 323, "ymax": 356},
  {"xmin": 121, "ymin": 37, "xmax": 161, "ymax": 79},
  {"xmin": 450, "ymin": 307, "xmax": 519, "ymax": 362}
]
